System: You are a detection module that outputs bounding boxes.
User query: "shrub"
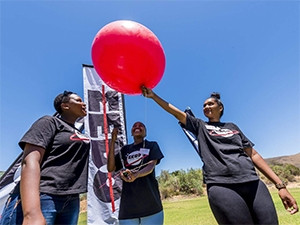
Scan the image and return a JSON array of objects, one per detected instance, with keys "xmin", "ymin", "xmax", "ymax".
[
  {"xmin": 158, "ymin": 168, "xmax": 203, "ymax": 198},
  {"xmin": 258, "ymin": 163, "xmax": 300, "ymax": 185}
]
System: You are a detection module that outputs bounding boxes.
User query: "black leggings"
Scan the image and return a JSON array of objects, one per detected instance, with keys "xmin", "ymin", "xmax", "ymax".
[{"xmin": 207, "ymin": 180, "xmax": 278, "ymax": 225}]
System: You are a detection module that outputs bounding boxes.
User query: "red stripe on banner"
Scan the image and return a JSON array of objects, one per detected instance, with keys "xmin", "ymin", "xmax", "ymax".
[{"xmin": 102, "ymin": 85, "xmax": 116, "ymax": 212}]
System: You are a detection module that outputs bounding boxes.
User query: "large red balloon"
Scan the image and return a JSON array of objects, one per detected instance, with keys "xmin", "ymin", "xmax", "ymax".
[{"xmin": 91, "ymin": 20, "xmax": 166, "ymax": 95}]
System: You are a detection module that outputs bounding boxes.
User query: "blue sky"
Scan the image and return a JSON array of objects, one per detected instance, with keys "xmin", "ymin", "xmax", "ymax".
[{"xmin": 0, "ymin": 1, "xmax": 299, "ymax": 174}]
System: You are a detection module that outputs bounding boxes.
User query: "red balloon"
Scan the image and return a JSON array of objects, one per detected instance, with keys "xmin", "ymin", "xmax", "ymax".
[{"xmin": 91, "ymin": 20, "xmax": 166, "ymax": 95}]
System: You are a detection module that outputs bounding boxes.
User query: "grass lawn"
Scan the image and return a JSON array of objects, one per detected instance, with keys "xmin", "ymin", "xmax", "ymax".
[
  {"xmin": 78, "ymin": 188, "xmax": 300, "ymax": 225},
  {"xmin": 273, "ymin": 188, "xmax": 300, "ymax": 225}
]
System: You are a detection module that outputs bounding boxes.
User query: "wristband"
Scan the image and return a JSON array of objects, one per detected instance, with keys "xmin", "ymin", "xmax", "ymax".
[{"xmin": 275, "ymin": 182, "xmax": 286, "ymax": 190}]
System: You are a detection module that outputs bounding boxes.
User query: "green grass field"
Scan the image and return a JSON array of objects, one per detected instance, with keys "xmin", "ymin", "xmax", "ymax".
[{"xmin": 78, "ymin": 188, "xmax": 300, "ymax": 225}]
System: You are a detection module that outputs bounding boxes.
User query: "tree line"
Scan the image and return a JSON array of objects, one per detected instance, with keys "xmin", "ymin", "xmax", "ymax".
[
  {"xmin": 157, "ymin": 163, "xmax": 300, "ymax": 199},
  {"xmin": 1, "ymin": 163, "xmax": 299, "ymax": 201}
]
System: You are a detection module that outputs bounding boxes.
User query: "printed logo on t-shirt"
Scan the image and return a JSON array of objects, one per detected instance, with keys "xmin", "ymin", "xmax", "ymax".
[
  {"xmin": 70, "ymin": 130, "xmax": 90, "ymax": 143},
  {"xmin": 125, "ymin": 148, "xmax": 150, "ymax": 167},
  {"xmin": 205, "ymin": 125, "xmax": 239, "ymax": 137}
]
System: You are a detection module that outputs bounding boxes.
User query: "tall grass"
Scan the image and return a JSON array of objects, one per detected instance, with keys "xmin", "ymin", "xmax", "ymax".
[{"xmin": 78, "ymin": 188, "xmax": 300, "ymax": 225}]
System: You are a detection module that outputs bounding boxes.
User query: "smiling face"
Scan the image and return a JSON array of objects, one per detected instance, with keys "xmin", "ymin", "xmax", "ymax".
[
  {"xmin": 131, "ymin": 122, "xmax": 146, "ymax": 138},
  {"xmin": 203, "ymin": 98, "xmax": 223, "ymax": 122}
]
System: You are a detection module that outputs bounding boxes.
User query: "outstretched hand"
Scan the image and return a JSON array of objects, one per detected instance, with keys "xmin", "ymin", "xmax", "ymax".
[
  {"xmin": 278, "ymin": 189, "xmax": 298, "ymax": 214},
  {"xmin": 141, "ymin": 86, "xmax": 154, "ymax": 98}
]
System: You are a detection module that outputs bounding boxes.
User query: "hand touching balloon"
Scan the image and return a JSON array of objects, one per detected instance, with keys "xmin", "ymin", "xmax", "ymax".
[{"xmin": 141, "ymin": 86, "xmax": 154, "ymax": 98}]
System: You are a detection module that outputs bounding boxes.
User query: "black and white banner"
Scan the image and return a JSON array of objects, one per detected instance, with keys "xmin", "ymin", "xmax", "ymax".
[
  {"xmin": 0, "ymin": 154, "xmax": 22, "ymax": 218},
  {"xmin": 83, "ymin": 65, "xmax": 127, "ymax": 225},
  {"xmin": 179, "ymin": 108, "xmax": 199, "ymax": 154}
]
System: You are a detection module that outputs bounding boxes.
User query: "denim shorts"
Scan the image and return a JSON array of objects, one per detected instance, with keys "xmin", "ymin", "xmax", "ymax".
[
  {"xmin": 0, "ymin": 193, "xmax": 80, "ymax": 225},
  {"xmin": 119, "ymin": 210, "xmax": 164, "ymax": 225}
]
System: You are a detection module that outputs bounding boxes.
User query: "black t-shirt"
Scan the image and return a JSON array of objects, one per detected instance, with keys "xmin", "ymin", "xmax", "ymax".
[
  {"xmin": 185, "ymin": 114, "xmax": 259, "ymax": 184},
  {"xmin": 18, "ymin": 115, "xmax": 90, "ymax": 195},
  {"xmin": 115, "ymin": 140, "xmax": 164, "ymax": 219}
]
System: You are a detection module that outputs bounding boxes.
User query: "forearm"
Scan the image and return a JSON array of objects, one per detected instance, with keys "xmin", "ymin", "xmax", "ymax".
[
  {"xmin": 151, "ymin": 92, "xmax": 186, "ymax": 124},
  {"xmin": 107, "ymin": 138, "xmax": 116, "ymax": 172},
  {"xmin": 19, "ymin": 144, "xmax": 46, "ymax": 225},
  {"xmin": 245, "ymin": 148, "xmax": 282, "ymax": 185},
  {"xmin": 20, "ymin": 160, "xmax": 42, "ymax": 219},
  {"xmin": 246, "ymin": 147, "xmax": 298, "ymax": 214},
  {"xmin": 134, "ymin": 160, "xmax": 156, "ymax": 179}
]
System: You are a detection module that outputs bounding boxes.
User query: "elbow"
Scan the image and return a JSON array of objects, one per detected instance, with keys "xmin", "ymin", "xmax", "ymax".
[
  {"xmin": 21, "ymin": 158, "xmax": 35, "ymax": 171},
  {"xmin": 148, "ymin": 160, "xmax": 157, "ymax": 173},
  {"xmin": 244, "ymin": 148, "xmax": 261, "ymax": 163},
  {"xmin": 175, "ymin": 114, "xmax": 186, "ymax": 125}
]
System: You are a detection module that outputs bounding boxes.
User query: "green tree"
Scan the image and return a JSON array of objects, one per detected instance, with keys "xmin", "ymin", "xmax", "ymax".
[
  {"xmin": 259, "ymin": 163, "xmax": 300, "ymax": 185},
  {"xmin": 158, "ymin": 168, "xmax": 204, "ymax": 198},
  {"xmin": 158, "ymin": 170, "xmax": 180, "ymax": 199}
]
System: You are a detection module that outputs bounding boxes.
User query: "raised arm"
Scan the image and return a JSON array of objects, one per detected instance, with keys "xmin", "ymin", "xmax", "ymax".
[
  {"xmin": 20, "ymin": 143, "xmax": 46, "ymax": 225},
  {"xmin": 107, "ymin": 127, "xmax": 118, "ymax": 172},
  {"xmin": 244, "ymin": 147, "xmax": 298, "ymax": 215},
  {"xmin": 142, "ymin": 87, "xmax": 187, "ymax": 125}
]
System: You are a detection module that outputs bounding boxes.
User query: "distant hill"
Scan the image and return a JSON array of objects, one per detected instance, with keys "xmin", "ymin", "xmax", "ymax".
[{"xmin": 265, "ymin": 152, "xmax": 300, "ymax": 168}]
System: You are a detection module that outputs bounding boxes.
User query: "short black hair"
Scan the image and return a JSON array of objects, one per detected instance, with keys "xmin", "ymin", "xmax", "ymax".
[
  {"xmin": 210, "ymin": 92, "xmax": 224, "ymax": 118},
  {"xmin": 53, "ymin": 91, "xmax": 74, "ymax": 114}
]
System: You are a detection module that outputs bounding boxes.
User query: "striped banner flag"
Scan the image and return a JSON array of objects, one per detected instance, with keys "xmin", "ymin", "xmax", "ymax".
[
  {"xmin": 0, "ymin": 154, "xmax": 22, "ymax": 219},
  {"xmin": 179, "ymin": 108, "xmax": 199, "ymax": 154},
  {"xmin": 83, "ymin": 65, "xmax": 127, "ymax": 225}
]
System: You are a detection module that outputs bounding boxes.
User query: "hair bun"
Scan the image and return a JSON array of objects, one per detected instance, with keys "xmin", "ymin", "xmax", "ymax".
[{"xmin": 211, "ymin": 92, "xmax": 221, "ymax": 100}]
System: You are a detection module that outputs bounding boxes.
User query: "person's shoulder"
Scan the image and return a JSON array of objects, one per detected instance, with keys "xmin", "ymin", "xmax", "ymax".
[
  {"xmin": 186, "ymin": 114, "xmax": 203, "ymax": 123},
  {"xmin": 122, "ymin": 143, "xmax": 132, "ymax": 150},
  {"xmin": 145, "ymin": 140, "xmax": 157, "ymax": 145},
  {"xmin": 223, "ymin": 122, "xmax": 239, "ymax": 129},
  {"xmin": 36, "ymin": 115, "xmax": 55, "ymax": 120},
  {"xmin": 33, "ymin": 115, "xmax": 62, "ymax": 128},
  {"xmin": 39, "ymin": 115, "xmax": 60, "ymax": 122},
  {"xmin": 34, "ymin": 115, "xmax": 55, "ymax": 122},
  {"xmin": 145, "ymin": 140, "xmax": 160, "ymax": 148},
  {"xmin": 225, "ymin": 121, "xmax": 237, "ymax": 126},
  {"xmin": 186, "ymin": 113, "xmax": 200, "ymax": 120}
]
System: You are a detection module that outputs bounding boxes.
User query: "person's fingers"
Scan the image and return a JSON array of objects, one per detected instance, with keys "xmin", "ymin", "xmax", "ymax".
[{"xmin": 289, "ymin": 202, "xmax": 298, "ymax": 214}]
